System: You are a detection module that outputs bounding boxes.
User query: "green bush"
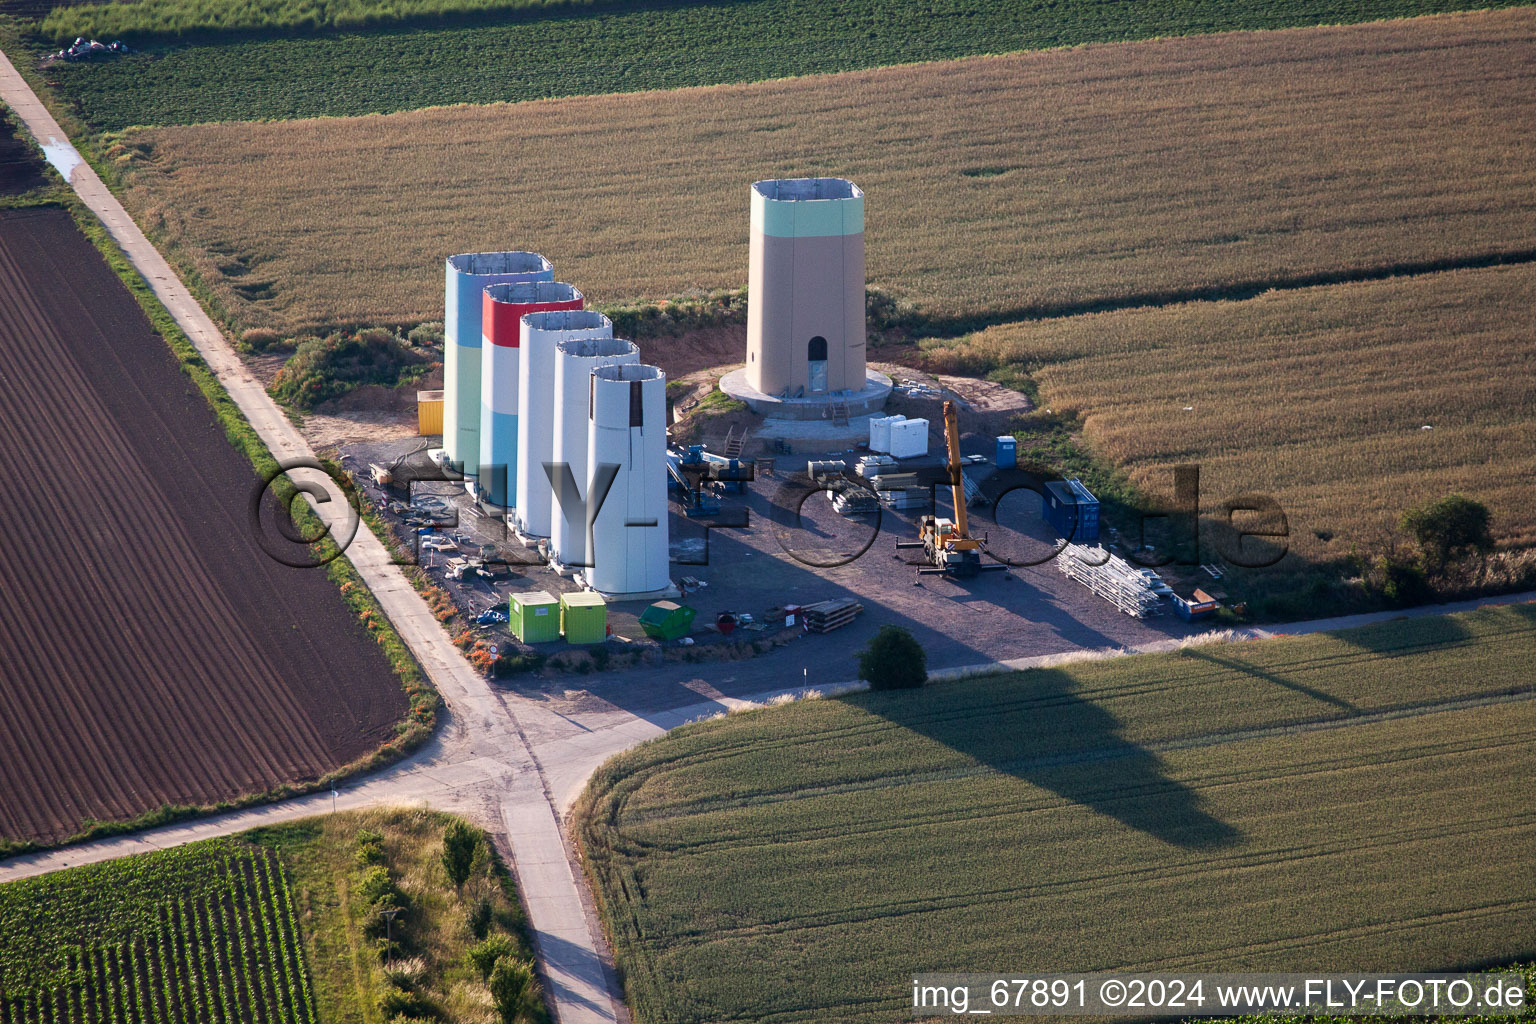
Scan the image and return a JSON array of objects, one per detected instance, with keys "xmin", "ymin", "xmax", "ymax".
[
  {"xmin": 467, "ymin": 934, "xmax": 519, "ymax": 980},
  {"xmin": 355, "ymin": 828, "xmax": 386, "ymax": 866},
  {"xmin": 379, "ymin": 987, "xmax": 436, "ymax": 1020},
  {"xmin": 1400, "ymin": 494, "xmax": 1494, "ymax": 572},
  {"xmin": 441, "ymin": 819, "xmax": 482, "ymax": 888},
  {"xmin": 407, "ymin": 321, "xmax": 444, "ymax": 348},
  {"xmin": 601, "ymin": 287, "xmax": 747, "ymax": 340},
  {"xmin": 857, "ymin": 625, "xmax": 928, "ymax": 690},
  {"xmin": 238, "ymin": 327, "xmax": 293, "ymax": 353},
  {"xmin": 357, "ymin": 864, "xmax": 407, "ymax": 909},
  {"xmin": 489, "ymin": 956, "xmax": 538, "ymax": 1024},
  {"xmin": 269, "ymin": 327, "xmax": 430, "ymax": 410},
  {"xmin": 468, "ymin": 895, "xmax": 494, "ymax": 940},
  {"xmin": 493, "ymin": 650, "xmax": 545, "ymax": 678},
  {"xmin": 1372, "ymin": 554, "xmax": 1431, "ymax": 608}
]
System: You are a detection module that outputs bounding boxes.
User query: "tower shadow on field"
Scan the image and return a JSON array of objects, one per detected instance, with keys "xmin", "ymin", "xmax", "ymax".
[{"xmin": 859, "ymin": 667, "xmax": 1241, "ymax": 850}]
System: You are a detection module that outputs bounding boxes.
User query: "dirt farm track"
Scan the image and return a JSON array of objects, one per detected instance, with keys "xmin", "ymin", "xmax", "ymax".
[{"xmin": 0, "ymin": 207, "xmax": 406, "ymax": 846}]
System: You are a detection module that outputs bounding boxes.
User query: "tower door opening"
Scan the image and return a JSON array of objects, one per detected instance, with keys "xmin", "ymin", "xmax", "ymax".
[{"xmin": 807, "ymin": 336, "xmax": 828, "ymax": 393}]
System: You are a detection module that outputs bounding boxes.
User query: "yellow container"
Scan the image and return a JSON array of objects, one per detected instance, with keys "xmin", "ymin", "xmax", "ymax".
[{"xmin": 417, "ymin": 389, "xmax": 444, "ymax": 436}]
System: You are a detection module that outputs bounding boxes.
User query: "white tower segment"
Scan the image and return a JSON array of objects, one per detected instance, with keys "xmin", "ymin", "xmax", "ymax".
[
  {"xmin": 584, "ymin": 363, "xmax": 670, "ymax": 597},
  {"xmin": 514, "ymin": 309, "xmax": 613, "ymax": 537},
  {"xmin": 550, "ymin": 335, "xmax": 640, "ymax": 568}
]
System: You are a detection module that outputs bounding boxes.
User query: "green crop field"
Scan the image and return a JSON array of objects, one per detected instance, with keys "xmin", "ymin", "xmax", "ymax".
[
  {"xmin": 0, "ymin": 841, "xmax": 317, "ymax": 1022},
  {"xmin": 578, "ymin": 604, "xmax": 1536, "ymax": 1023},
  {"xmin": 38, "ymin": 0, "xmax": 1536, "ymax": 130},
  {"xmin": 0, "ymin": 809, "xmax": 543, "ymax": 1024},
  {"xmin": 37, "ymin": 0, "xmax": 652, "ymax": 40}
]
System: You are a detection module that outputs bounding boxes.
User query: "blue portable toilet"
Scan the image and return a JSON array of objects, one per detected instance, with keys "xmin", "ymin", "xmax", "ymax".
[{"xmin": 995, "ymin": 435, "xmax": 1017, "ymax": 469}]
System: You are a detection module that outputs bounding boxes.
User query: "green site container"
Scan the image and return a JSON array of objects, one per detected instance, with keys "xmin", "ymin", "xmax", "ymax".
[
  {"xmin": 561, "ymin": 591, "xmax": 608, "ymax": 644},
  {"xmin": 509, "ymin": 591, "xmax": 560, "ymax": 644},
  {"xmin": 639, "ymin": 600, "xmax": 696, "ymax": 641}
]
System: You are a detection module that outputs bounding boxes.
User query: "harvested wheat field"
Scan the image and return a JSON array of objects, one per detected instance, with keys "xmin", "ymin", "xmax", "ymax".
[
  {"xmin": 115, "ymin": 8, "xmax": 1536, "ymax": 333},
  {"xmin": 0, "ymin": 207, "xmax": 407, "ymax": 847},
  {"xmin": 927, "ymin": 262, "xmax": 1536, "ymax": 558},
  {"xmin": 579, "ymin": 604, "xmax": 1536, "ymax": 1024}
]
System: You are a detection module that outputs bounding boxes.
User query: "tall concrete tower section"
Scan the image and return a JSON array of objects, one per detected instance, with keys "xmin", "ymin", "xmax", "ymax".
[
  {"xmin": 478, "ymin": 280, "xmax": 584, "ymax": 507},
  {"xmin": 746, "ymin": 178, "xmax": 866, "ymax": 398},
  {"xmin": 442, "ymin": 251, "xmax": 552, "ymax": 478}
]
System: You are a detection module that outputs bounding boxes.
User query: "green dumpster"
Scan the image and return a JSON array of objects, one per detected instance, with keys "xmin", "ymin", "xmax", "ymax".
[
  {"xmin": 639, "ymin": 601, "xmax": 696, "ymax": 641},
  {"xmin": 561, "ymin": 591, "xmax": 608, "ymax": 644},
  {"xmin": 509, "ymin": 591, "xmax": 560, "ymax": 644}
]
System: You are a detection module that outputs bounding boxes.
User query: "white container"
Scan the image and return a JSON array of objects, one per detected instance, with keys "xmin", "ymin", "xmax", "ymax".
[
  {"xmin": 584, "ymin": 363, "xmax": 670, "ymax": 596},
  {"xmin": 550, "ymin": 335, "xmax": 640, "ymax": 567},
  {"xmin": 869, "ymin": 414, "xmax": 905, "ymax": 453},
  {"xmin": 888, "ymin": 417, "xmax": 929, "ymax": 459},
  {"xmin": 514, "ymin": 310, "xmax": 612, "ymax": 537}
]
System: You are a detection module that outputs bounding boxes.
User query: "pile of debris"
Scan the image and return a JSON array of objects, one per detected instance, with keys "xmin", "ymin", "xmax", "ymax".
[
  {"xmin": 893, "ymin": 377, "xmax": 941, "ymax": 399},
  {"xmin": 46, "ymin": 37, "xmax": 133, "ymax": 63}
]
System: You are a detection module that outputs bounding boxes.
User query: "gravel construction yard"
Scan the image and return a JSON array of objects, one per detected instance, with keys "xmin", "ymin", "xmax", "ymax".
[
  {"xmin": 0, "ymin": 207, "xmax": 406, "ymax": 847},
  {"xmin": 342, "ymin": 431, "xmax": 1200, "ymax": 722}
]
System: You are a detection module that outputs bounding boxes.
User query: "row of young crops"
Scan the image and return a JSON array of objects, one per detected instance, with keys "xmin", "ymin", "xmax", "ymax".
[
  {"xmin": 39, "ymin": 0, "xmax": 1536, "ymax": 130},
  {"xmin": 0, "ymin": 847, "xmax": 315, "ymax": 1024}
]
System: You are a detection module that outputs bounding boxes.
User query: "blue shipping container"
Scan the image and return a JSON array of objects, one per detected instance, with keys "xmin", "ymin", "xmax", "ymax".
[
  {"xmin": 1041, "ymin": 479, "xmax": 1100, "ymax": 543},
  {"xmin": 995, "ymin": 435, "xmax": 1017, "ymax": 469}
]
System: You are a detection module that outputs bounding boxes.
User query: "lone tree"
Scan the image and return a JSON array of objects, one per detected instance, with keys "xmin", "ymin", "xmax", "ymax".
[
  {"xmin": 489, "ymin": 956, "xmax": 538, "ymax": 1024},
  {"xmin": 1400, "ymin": 494, "xmax": 1494, "ymax": 572},
  {"xmin": 857, "ymin": 625, "xmax": 928, "ymax": 690},
  {"xmin": 442, "ymin": 818, "xmax": 481, "ymax": 888}
]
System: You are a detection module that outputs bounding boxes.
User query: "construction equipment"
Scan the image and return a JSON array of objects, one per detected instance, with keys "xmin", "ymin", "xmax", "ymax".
[
  {"xmin": 666, "ymin": 446, "xmax": 721, "ymax": 517},
  {"xmin": 895, "ymin": 401, "xmax": 1004, "ymax": 578}
]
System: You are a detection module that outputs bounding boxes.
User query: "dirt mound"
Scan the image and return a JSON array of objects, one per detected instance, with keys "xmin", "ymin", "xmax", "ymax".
[{"xmin": 635, "ymin": 325, "xmax": 745, "ymax": 378}]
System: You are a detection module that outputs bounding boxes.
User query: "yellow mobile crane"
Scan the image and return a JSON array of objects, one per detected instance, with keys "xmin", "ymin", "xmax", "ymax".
[{"xmin": 897, "ymin": 400, "xmax": 1005, "ymax": 578}]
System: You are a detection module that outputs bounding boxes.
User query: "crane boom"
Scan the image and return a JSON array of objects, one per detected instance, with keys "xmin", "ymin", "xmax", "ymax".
[{"xmin": 943, "ymin": 400, "xmax": 969, "ymax": 540}]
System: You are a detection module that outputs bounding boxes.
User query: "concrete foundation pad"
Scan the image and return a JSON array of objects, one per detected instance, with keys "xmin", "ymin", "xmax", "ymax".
[
  {"xmin": 579, "ymin": 576, "xmax": 682, "ymax": 602},
  {"xmin": 720, "ymin": 366, "xmax": 890, "ymax": 421}
]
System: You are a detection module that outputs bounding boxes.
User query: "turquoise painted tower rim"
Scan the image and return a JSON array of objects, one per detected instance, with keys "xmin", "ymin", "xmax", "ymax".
[{"xmin": 751, "ymin": 177, "xmax": 864, "ymax": 239}]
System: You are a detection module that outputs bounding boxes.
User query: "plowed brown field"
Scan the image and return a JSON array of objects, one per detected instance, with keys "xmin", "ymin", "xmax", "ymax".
[{"xmin": 0, "ymin": 207, "xmax": 406, "ymax": 846}]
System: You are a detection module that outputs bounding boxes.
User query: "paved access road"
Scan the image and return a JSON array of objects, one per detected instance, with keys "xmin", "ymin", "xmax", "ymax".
[{"xmin": 3, "ymin": 47, "xmax": 1533, "ymax": 1024}]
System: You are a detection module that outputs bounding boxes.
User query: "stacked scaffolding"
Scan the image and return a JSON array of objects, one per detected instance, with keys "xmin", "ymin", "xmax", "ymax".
[
  {"xmin": 801, "ymin": 598, "xmax": 863, "ymax": 633},
  {"xmin": 1056, "ymin": 544, "xmax": 1166, "ymax": 617},
  {"xmin": 830, "ymin": 489, "xmax": 880, "ymax": 515},
  {"xmin": 854, "ymin": 454, "xmax": 896, "ymax": 478}
]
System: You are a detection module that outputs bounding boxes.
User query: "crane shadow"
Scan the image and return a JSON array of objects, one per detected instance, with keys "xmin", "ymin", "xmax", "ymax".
[{"xmin": 856, "ymin": 668, "xmax": 1240, "ymax": 850}]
